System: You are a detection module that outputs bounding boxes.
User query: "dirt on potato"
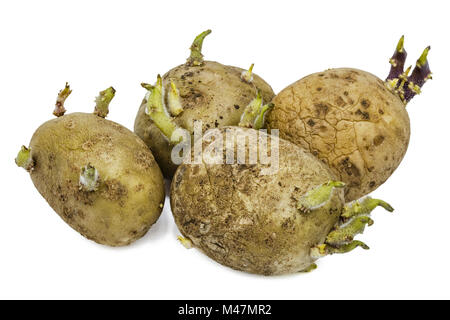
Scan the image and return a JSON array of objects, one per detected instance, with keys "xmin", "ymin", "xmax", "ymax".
[
  {"xmin": 135, "ymin": 61, "xmax": 274, "ymax": 178},
  {"xmin": 171, "ymin": 127, "xmax": 344, "ymax": 275},
  {"xmin": 29, "ymin": 113, "xmax": 165, "ymax": 246}
]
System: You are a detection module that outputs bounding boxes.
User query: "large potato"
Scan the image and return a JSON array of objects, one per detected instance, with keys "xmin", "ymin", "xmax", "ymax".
[
  {"xmin": 134, "ymin": 30, "xmax": 274, "ymax": 178},
  {"xmin": 267, "ymin": 39, "xmax": 431, "ymax": 201},
  {"xmin": 16, "ymin": 87, "xmax": 165, "ymax": 246},
  {"xmin": 171, "ymin": 127, "xmax": 392, "ymax": 275}
]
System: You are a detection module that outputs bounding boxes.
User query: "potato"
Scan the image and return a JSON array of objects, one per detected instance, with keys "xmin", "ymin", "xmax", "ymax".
[
  {"xmin": 267, "ymin": 39, "xmax": 431, "ymax": 201},
  {"xmin": 171, "ymin": 126, "xmax": 393, "ymax": 275},
  {"xmin": 267, "ymin": 68, "xmax": 410, "ymax": 201},
  {"xmin": 16, "ymin": 85, "xmax": 165, "ymax": 246},
  {"xmin": 134, "ymin": 30, "xmax": 274, "ymax": 178}
]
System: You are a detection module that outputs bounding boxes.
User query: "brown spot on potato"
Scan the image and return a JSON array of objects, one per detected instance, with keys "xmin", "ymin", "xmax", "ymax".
[
  {"xmin": 314, "ymin": 103, "xmax": 329, "ymax": 116},
  {"xmin": 307, "ymin": 119, "xmax": 315, "ymax": 127},
  {"xmin": 344, "ymin": 75, "xmax": 356, "ymax": 82},
  {"xmin": 134, "ymin": 150, "xmax": 154, "ymax": 169},
  {"xmin": 341, "ymin": 157, "xmax": 361, "ymax": 177},
  {"xmin": 47, "ymin": 153, "xmax": 56, "ymax": 170},
  {"xmin": 335, "ymin": 96, "xmax": 346, "ymax": 107},
  {"xmin": 174, "ymin": 167, "xmax": 185, "ymax": 188},
  {"xmin": 62, "ymin": 207, "xmax": 85, "ymax": 221},
  {"xmin": 64, "ymin": 119, "xmax": 75, "ymax": 129},
  {"xmin": 281, "ymin": 218, "xmax": 294, "ymax": 230},
  {"xmin": 267, "ymin": 68, "xmax": 411, "ymax": 201},
  {"xmin": 74, "ymin": 189, "xmax": 94, "ymax": 206},
  {"xmin": 171, "ymin": 126, "xmax": 345, "ymax": 274},
  {"xmin": 373, "ymin": 135, "xmax": 385, "ymax": 146},
  {"xmin": 62, "ymin": 207, "xmax": 74, "ymax": 220}
]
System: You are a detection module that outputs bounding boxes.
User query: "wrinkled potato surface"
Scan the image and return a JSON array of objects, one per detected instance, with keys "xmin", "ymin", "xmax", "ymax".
[
  {"xmin": 267, "ymin": 68, "xmax": 410, "ymax": 200},
  {"xmin": 171, "ymin": 127, "xmax": 344, "ymax": 275},
  {"xmin": 29, "ymin": 113, "xmax": 165, "ymax": 246},
  {"xmin": 134, "ymin": 61, "xmax": 274, "ymax": 178}
]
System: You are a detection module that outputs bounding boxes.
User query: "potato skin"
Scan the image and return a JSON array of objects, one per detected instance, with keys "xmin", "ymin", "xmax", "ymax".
[
  {"xmin": 267, "ymin": 68, "xmax": 410, "ymax": 201},
  {"xmin": 171, "ymin": 127, "xmax": 344, "ymax": 275},
  {"xmin": 29, "ymin": 113, "xmax": 165, "ymax": 246},
  {"xmin": 134, "ymin": 61, "xmax": 275, "ymax": 178}
]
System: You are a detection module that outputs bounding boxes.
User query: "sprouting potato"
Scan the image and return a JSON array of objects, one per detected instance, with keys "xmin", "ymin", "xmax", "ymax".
[
  {"xmin": 170, "ymin": 125, "xmax": 393, "ymax": 275},
  {"xmin": 134, "ymin": 30, "xmax": 274, "ymax": 178},
  {"xmin": 16, "ymin": 85, "xmax": 165, "ymax": 246},
  {"xmin": 267, "ymin": 36, "xmax": 432, "ymax": 200}
]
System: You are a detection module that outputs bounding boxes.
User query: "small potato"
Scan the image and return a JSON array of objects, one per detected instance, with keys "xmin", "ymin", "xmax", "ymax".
[
  {"xmin": 267, "ymin": 39, "xmax": 431, "ymax": 201},
  {"xmin": 134, "ymin": 30, "xmax": 274, "ymax": 178},
  {"xmin": 171, "ymin": 127, "xmax": 393, "ymax": 275},
  {"xmin": 16, "ymin": 86, "xmax": 165, "ymax": 246}
]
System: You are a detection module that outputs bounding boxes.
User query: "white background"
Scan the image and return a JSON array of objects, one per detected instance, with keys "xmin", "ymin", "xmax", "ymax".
[{"xmin": 1, "ymin": 0, "xmax": 449, "ymax": 299}]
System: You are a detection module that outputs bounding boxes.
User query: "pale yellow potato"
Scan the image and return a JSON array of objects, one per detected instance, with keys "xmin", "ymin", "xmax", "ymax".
[
  {"xmin": 134, "ymin": 61, "xmax": 274, "ymax": 178},
  {"xmin": 28, "ymin": 113, "xmax": 165, "ymax": 246},
  {"xmin": 267, "ymin": 68, "xmax": 410, "ymax": 201},
  {"xmin": 171, "ymin": 127, "xmax": 344, "ymax": 275}
]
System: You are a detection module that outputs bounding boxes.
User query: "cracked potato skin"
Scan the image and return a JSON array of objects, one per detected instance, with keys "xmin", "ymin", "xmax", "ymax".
[
  {"xmin": 267, "ymin": 68, "xmax": 410, "ymax": 201},
  {"xmin": 171, "ymin": 127, "xmax": 344, "ymax": 275},
  {"xmin": 134, "ymin": 61, "xmax": 275, "ymax": 178},
  {"xmin": 29, "ymin": 113, "xmax": 165, "ymax": 246}
]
